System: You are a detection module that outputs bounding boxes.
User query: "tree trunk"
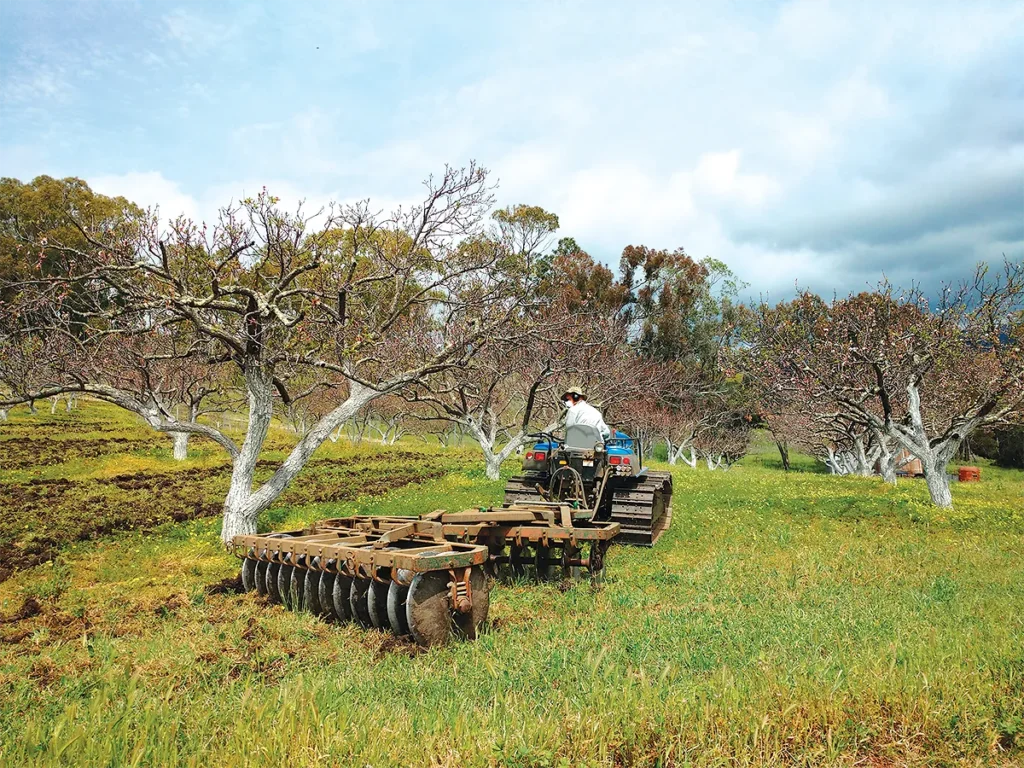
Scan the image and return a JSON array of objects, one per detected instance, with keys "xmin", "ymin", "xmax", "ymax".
[
  {"xmin": 0, "ymin": 408, "xmax": 7, "ymax": 421},
  {"xmin": 922, "ymin": 458, "xmax": 953, "ymax": 507},
  {"xmin": 66, "ymin": 395, "xmax": 75, "ymax": 413},
  {"xmin": 776, "ymin": 439, "xmax": 791, "ymax": 471},
  {"xmin": 172, "ymin": 432, "xmax": 190, "ymax": 461},
  {"xmin": 220, "ymin": 368, "xmax": 275, "ymax": 545},
  {"xmin": 875, "ymin": 431, "xmax": 897, "ymax": 484},
  {"xmin": 221, "ymin": 377, "xmax": 379, "ymax": 546},
  {"xmin": 28, "ymin": 400, "xmax": 37, "ymax": 414},
  {"xmin": 50, "ymin": 397, "xmax": 59, "ymax": 414}
]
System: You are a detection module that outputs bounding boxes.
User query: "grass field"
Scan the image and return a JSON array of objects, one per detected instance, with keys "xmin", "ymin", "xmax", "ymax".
[{"xmin": 1, "ymin": 402, "xmax": 1022, "ymax": 767}]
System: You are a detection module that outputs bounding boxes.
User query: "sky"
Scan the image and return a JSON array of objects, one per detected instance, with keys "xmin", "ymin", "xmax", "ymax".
[{"xmin": 1, "ymin": 0, "xmax": 1021, "ymax": 301}]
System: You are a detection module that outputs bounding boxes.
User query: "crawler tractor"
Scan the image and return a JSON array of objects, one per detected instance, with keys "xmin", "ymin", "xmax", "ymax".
[{"xmin": 504, "ymin": 424, "xmax": 673, "ymax": 546}]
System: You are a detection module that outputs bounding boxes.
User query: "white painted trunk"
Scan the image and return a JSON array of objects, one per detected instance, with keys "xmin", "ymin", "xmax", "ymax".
[
  {"xmin": 0, "ymin": 408, "xmax": 7, "ymax": 421},
  {"xmin": 219, "ymin": 367, "xmax": 275, "ymax": 546},
  {"xmin": 922, "ymin": 458, "xmax": 953, "ymax": 508},
  {"xmin": 172, "ymin": 432, "xmax": 190, "ymax": 461},
  {"xmin": 484, "ymin": 453, "xmax": 503, "ymax": 481},
  {"xmin": 667, "ymin": 440, "xmax": 694, "ymax": 467},
  {"xmin": 50, "ymin": 397, "xmax": 59, "ymax": 414},
  {"xmin": 66, "ymin": 395, "xmax": 75, "ymax": 413}
]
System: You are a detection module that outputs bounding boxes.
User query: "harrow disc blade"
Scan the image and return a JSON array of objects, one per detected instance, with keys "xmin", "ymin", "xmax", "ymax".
[
  {"xmin": 240, "ymin": 558, "xmax": 257, "ymax": 592},
  {"xmin": 509, "ymin": 544, "xmax": 527, "ymax": 578},
  {"xmin": 289, "ymin": 565, "xmax": 307, "ymax": 611},
  {"xmin": 367, "ymin": 580, "xmax": 391, "ymax": 629},
  {"xmin": 331, "ymin": 574, "xmax": 354, "ymax": 623},
  {"xmin": 535, "ymin": 545, "xmax": 552, "ymax": 580},
  {"xmin": 318, "ymin": 572, "xmax": 338, "ymax": 621},
  {"xmin": 453, "ymin": 566, "xmax": 490, "ymax": 640},
  {"xmin": 406, "ymin": 566, "xmax": 491, "ymax": 647},
  {"xmin": 265, "ymin": 562, "xmax": 282, "ymax": 604},
  {"xmin": 278, "ymin": 563, "xmax": 295, "ymax": 609},
  {"xmin": 254, "ymin": 560, "xmax": 269, "ymax": 596},
  {"xmin": 386, "ymin": 582, "xmax": 411, "ymax": 636},
  {"xmin": 349, "ymin": 577, "xmax": 374, "ymax": 628},
  {"xmin": 304, "ymin": 569, "xmax": 323, "ymax": 615}
]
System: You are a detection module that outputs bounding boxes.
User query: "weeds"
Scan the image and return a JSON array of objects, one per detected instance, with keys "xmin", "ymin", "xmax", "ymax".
[{"xmin": 0, "ymin": 404, "xmax": 1022, "ymax": 766}]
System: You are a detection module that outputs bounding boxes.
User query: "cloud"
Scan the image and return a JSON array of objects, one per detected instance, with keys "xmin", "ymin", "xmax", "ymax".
[
  {"xmin": 3, "ymin": 0, "xmax": 1021, "ymax": 301},
  {"xmin": 90, "ymin": 172, "xmax": 201, "ymax": 223}
]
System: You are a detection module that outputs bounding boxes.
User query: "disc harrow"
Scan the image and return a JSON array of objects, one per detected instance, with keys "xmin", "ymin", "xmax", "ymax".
[
  {"xmin": 233, "ymin": 519, "xmax": 490, "ymax": 647},
  {"xmin": 317, "ymin": 502, "xmax": 619, "ymax": 582},
  {"xmin": 233, "ymin": 503, "xmax": 620, "ymax": 646}
]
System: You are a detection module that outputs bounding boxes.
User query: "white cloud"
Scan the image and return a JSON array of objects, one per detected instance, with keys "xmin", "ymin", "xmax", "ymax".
[{"xmin": 90, "ymin": 171, "xmax": 201, "ymax": 223}]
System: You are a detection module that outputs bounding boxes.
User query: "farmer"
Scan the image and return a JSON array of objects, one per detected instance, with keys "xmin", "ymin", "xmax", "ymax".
[{"xmin": 561, "ymin": 384, "xmax": 612, "ymax": 442}]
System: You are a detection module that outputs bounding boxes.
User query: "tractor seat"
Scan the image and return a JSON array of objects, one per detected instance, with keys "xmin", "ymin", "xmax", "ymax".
[{"xmin": 565, "ymin": 423, "xmax": 603, "ymax": 451}]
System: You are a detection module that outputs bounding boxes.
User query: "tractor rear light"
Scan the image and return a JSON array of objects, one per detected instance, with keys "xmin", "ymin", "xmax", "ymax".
[
  {"xmin": 533, "ymin": 451, "xmax": 546, "ymax": 461},
  {"xmin": 623, "ymin": 457, "xmax": 630, "ymax": 465},
  {"xmin": 609, "ymin": 456, "xmax": 621, "ymax": 465},
  {"xmin": 525, "ymin": 452, "xmax": 533, "ymax": 460}
]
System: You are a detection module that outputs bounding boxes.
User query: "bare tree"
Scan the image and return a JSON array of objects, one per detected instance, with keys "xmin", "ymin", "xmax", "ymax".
[
  {"xmin": 748, "ymin": 262, "xmax": 1024, "ymax": 506},
  {"xmin": 0, "ymin": 164, "xmax": 542, "ymax": 543}
]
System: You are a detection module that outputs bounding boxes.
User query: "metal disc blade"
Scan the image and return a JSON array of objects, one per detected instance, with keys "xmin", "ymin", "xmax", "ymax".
[
  {"xmin": 290, "ymin": 566, "xmax": 306, "ymax": 611},
  {"xmin": 304, "ymin": 569, "xmax": 323, "ymax": 615},
  {"xmin": 349, "ymin": 577, "xmax": 374, "ymax": 628},
  {"xmin": 265, "ymin": 562, "xmax": 282, "ymax": 604},
  {"xmin": 452, "ymin": 566, "xmax": 490, "ymax": 640},
  {"xmin": 241, "ymin": 558, "xmax": 257, "ymax": 592},
  {"xmin": 509, "ymin": 544, "xmax": 527, "ymax": 577},
  {"xmin": 318, "ymin": 572, "xmax": 338, "ymax": 621},
  {"xmin": 278, "ymin": 563, "xmax": 295, "ymax": 609},
  {"xmin": 406, "ymin": 571, "xmax": 454, "ymax": 647},
  {"xmin": 367, "ymin": 580, "xmax": 391, "ymax": 629},
  {"xmin": 535, "ymin": 545, "xmax": 552, "ymax": 580},
  {"xmin": 387, "ymin": 582, "xmax": 411, "ymax": 636},
  {"xmin": 254, "ymin": 560, "xmax": 269, "ymax": 596},
  {"xmin": 332, "ymin": 574, "xmax": 354, "ymax": 623}
]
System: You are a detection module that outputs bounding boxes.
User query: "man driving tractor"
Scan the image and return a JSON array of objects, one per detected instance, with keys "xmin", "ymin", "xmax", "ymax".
[{"xmin": 561, "ymin": 385, "xmax": 611, "ymax": 442}]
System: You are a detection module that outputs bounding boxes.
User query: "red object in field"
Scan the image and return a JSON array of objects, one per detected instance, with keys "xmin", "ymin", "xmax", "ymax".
[
  {"xmin": 533, "ymin": 452, "xmax": 545, "ymax": 461},
  {"xmin": 959, "ymin": 466, "xmax": 981, "ymax": 483}
]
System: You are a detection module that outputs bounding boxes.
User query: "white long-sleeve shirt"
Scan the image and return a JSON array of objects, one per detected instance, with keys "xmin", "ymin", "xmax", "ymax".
[{"xmin": 565, "ymin": 400, "xmax": 612, "ymax": 441}]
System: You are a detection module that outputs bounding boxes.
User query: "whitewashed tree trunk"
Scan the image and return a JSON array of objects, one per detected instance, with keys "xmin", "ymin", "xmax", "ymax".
[
  {"xmin": 219, "ymin": 371, "xmax": 378, "ymax": 545},
  {"xmin": 922, "ymin": 456, "xmax": 953, "ymax": 507},
  {"xmin": 50, "ymin": 396, "xmax": 59, "ymax": 414},
  {"xmin": 874, "ymin": 430, "xmax": 897, "ymax": 484},
  {"xmin": 667, "ymin": 439, "xmax": 695, "ymax": 467},
  {"xmin": 468, "ymin": 418, "xmax": 553, "ymax": 481},
  {"xmin": 883, "ymin": 381, "xmax": 961, "ymax": 508},
  {"xmin": 852, "ymin": 436, "xmax": 872, "ymax": 476},
  {"xmin": 172, "ymin": 432, "xmax": 190, "ymax": 460},
  {"xmin": 66, "ymin": 395, "xmax": 76, "ymax": 413},
  {"xmin": 0, "ymin": 408, "xmax": 7, "ymax": 421}
]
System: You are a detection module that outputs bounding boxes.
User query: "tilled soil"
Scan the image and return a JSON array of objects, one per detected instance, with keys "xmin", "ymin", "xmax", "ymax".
[{"xmin": 0, "ymin": 453, "xmax": 454, "ymax": 583}]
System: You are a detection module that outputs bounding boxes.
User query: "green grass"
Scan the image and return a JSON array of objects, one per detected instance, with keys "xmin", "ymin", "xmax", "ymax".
[{"xmin": 1, "ymin": 403, "xmax": 1022, "ymax": 766}]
